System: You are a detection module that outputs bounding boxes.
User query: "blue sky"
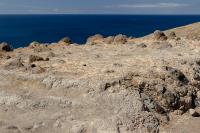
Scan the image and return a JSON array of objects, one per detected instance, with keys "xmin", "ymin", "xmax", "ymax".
[{"xmin": 0, "ymin": 0, "xmax": 199, "ymax": 14}]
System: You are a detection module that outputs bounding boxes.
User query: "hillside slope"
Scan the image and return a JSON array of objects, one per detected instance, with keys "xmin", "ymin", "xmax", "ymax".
[{"xmin": 0, "ymin": 23, "xmax": 200, "ymax": 133}]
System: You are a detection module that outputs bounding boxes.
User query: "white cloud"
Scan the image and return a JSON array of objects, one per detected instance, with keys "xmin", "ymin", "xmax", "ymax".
[{"xmin": 106, "ymin": 3, "xmax": 190, "ymax": 9}]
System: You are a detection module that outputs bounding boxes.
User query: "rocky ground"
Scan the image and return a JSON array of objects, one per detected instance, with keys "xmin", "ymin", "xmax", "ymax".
[{"xmin": 0, "ymin": 22, "xmax": 200, "ymax": 133}]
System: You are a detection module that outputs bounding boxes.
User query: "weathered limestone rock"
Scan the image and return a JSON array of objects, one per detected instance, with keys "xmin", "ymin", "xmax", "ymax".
[
  {"xmin": 31, "ymin": 65, "xmax": 45, "ymax": 74},
  {"xmin": 197, "ymin": 91, "xmax": 200, "ymax": 99},
  {"xmin": 29, "ymin": 41, "xmax": 40, "ymax": 49},
  {"xmin": 113, "ymin": 34, "xmax": 127, "ymax": 44},
  {"xmin": 28, "ymin": 55, "xmax": 45, "ymax": 63},
  {"xmin": 58, "ymin": 37, "xmax": 72, "ymax": 45},
  {"xmin": 168, "ymin": 31, "xmax": 177, "ymax": 39},
  {"xmin": 29, "ymin": 42, "xmax": 51, "ymax": 52},
  {"xmin": 189, "ymin": 109, "xmax": 199, "ymax": 117},
  {"xmin": 164, "ymin": 66, "xmax": 188, "ymax": 84},
  {"xmin": 0, "ymin": 42, "xmax": 12, "ymax": 52},
  {"xmin": 136, "ymin": 43, "xmax": 147, "ymax": 48},
  {"xmin": 103, "ymin": 36, "xmax": 114, "ymax": 44},
  {"xmin": 153, "ymin": 30, "xmax": 168, "ymax": 41},
  {"xmin": 86, "ymin": 34, "xmax": 104, "ymax": 45},
  {"xmin": 4, "ymin": 58, "xmax": 24, "ymax": 69}
]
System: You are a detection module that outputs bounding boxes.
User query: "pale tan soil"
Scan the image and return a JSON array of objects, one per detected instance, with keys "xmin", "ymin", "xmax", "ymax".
[
  {"xmin": 165, "ymin": 22, "xmax": 200, "ymax": 40},
  {"xmin": 160, "ymin": 114, "xmax": 200, "ymax": 133},
  {"xmin": 142, "ymin": 22, "xmax": 200, "ymax": 41},
  {"xmin": 0, "ymin": 23, "xmax": 200, "ymax": 133}
]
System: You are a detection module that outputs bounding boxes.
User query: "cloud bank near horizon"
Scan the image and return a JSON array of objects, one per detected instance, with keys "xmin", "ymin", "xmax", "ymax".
[
  {"xmin": 0, "ymin": 0, "xmax": 198, "ymax": 14},
  {"xmin": 106, "ymin": 3, "xmax": 190, "ymax": 9}
]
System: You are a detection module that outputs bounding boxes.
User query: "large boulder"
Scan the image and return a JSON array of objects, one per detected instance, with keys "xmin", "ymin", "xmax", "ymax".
[
  {"xmin": 189, "ymin": 109, "xmax": 200, "ymax": 117},
  {"xmin": 29, "ymin": 42, "xmax": 51, "ymax": 52},
  {"xmin": 58, "ymin": 37, "xmax": 72, "ymax": 45},
  {"xmin": 103, "ymin": 36, "xmax": 114, "ymax": 44},
  {"xmin": 135, "ymin": 43, "xmax": 147, "ymax": 48},
  {"xmin": 86, "ymin": 34, "xmax": 104, "ymax": 45},
  {"xmin": 113, "ymin": 34, "xmax": 127, "ymax": 44},
  {"xmin": 153, "ymin": 30, "xmax": 168, "ymax": 41},
  {"xmin": 26, "ymin": 64, "xmax": 46, "ymax": 74},
  {"xmin": 168, "ymin": 31, "xmax": 177, "ymax": 39},
  {"xmin": 29, "ymin": 41, "xmax": 40, "ymax": 49},
  {"xmin": 28, "ymin": 55, "xmax": 49, "ymax": 63},
  {"xmin": 31, "ymin": 65, "xmax": 46, "ymax": 74},
  {"xmin": 168, "ymin": 31, "xmax": 181, "ymax": 40},
  {"xmin": 4, "ymin": 58, "xmax": 24, "ymax": 69},
  {"xmin": 0, "ymin": 42, "xmax": 12, "ymax": 52}
]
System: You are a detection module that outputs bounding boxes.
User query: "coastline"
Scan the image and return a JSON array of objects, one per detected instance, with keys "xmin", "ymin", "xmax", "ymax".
[{"xmin": 0, "ymin": 15, "xmax": 200, "ymax": 48}]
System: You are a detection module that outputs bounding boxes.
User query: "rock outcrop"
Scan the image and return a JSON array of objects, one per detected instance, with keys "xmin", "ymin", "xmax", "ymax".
[
  {"xmin": 4, "ymin": 57, "xmax": 24, "ymax": 69},
  {"xmin": 103, "ymin": 36, "xmax": 115, "ymax": 44},
  {"xmin": 168, "ymin": 31, "xmax": 177, "ymax": 39},
  {"xmin": 29, "ymin": 42, "xmax": 51, "ymax": 52},
  {"xmin": 153, "ymin": 30, "xmax": 168, "ymax": 41},
  {"xmin": 58, "ymin": 37, "xmax": 72, "ymax": 45},
  {"xmin": 113, "ymin": 34, "xmax": 127, "ymax": 44},
  {"xmin": 0, "ymin": 42, "xmax": 12, "ymax": 52},
  {"xmin": 86, "ymin": 34, "xmax": 104, "ymax": 45},
  {"xmin": 86, "ymin": 34, "xmax": 128, "ymax": 45},
  {"xmin": 29, "ymin": 55, "xmax": 45, "ymax": 63}
]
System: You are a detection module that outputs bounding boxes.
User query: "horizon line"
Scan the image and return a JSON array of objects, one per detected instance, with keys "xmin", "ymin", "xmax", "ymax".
[{"xmin": 0, "ymin": 13, "xmax": 199, "ymax": 16}]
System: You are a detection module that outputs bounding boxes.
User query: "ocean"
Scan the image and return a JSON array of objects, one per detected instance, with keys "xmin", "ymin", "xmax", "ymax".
[{"xmin": 0, "ymin": 15, "xmax": 200, "ymax": 48}]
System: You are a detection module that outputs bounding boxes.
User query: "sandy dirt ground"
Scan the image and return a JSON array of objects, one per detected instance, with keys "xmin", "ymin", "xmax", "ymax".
[{"xmin": 0, "ymin": 22, "xmax": 200, "ymax": 133}]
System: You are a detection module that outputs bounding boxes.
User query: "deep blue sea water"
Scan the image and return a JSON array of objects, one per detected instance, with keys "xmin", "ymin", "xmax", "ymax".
[{"xmin": 0, "ymin": 15, "xmax": 200, "ymax": 48}]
